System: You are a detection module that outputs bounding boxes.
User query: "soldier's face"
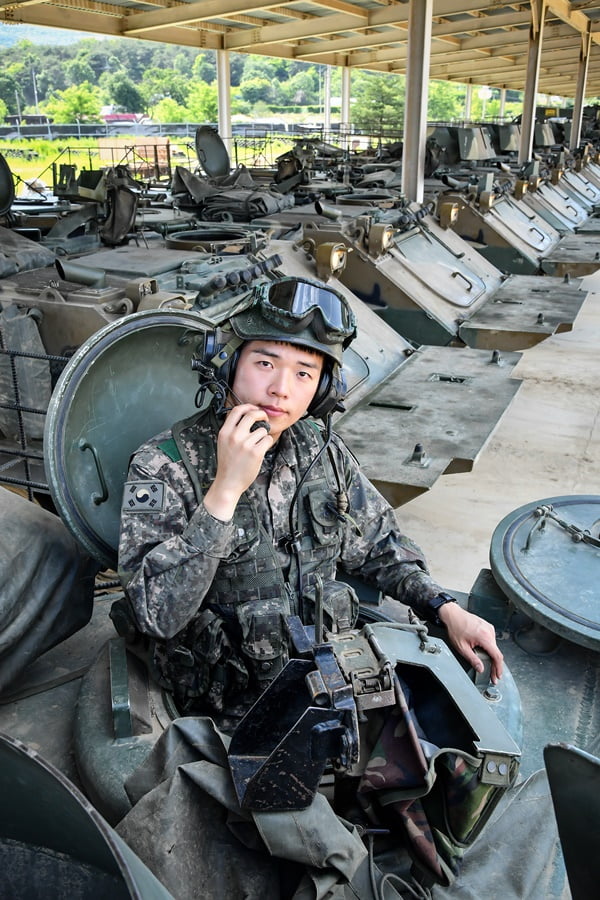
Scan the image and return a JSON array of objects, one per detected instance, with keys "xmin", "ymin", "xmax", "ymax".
[{"xmin": 231, "ymin": 340, "xmax": 324, "ymax": 440}]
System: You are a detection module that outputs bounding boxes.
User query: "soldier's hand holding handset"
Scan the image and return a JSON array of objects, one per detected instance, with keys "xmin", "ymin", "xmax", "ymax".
[{"xmin": 204, "ymin": 403, "xmax": 273, "ymax": 522}]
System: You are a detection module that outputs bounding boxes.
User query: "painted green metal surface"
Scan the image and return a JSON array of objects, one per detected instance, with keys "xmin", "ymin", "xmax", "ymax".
[
  {"xmin": 0, "ymin": 732, "xmax": 173, "ymax": 899},
  {"xmin": 44, "ymin": 309, "xmax": 207, "ymax": 567},
  {"xmin": 490, "ymin": 495, "xmax": 600, "ymax": 650}
]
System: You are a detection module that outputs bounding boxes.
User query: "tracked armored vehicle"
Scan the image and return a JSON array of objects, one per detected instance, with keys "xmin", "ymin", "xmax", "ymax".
[{"xmin": 1, "ymin": 132, "xmax": 600, "ymax": 900}]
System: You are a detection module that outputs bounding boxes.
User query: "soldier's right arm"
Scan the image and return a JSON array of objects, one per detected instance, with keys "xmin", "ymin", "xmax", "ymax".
[
  {"xmin": 117, "ymin": 445, "xmax": 238, "ymax": 641},
  {"xmin": 204, "ymin": 402, "xmax": 273, "ymax": 521}
]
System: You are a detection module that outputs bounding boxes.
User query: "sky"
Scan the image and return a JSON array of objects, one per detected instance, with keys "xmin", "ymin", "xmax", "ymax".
[{"xmin": 0, "ymin": 23, "xmax": 104, "ymax": 47}]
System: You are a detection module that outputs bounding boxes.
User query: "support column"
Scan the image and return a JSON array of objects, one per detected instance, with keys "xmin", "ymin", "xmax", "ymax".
[
  {"xmin": 518, "ymin": 0, "xmax": 547, "ymax": 165},
  {"xmin": 499, "ymin": 88, "xmax": 507, "ymax": 120},
  {"xmin": 401, "ymin": 0, "xmax": 433, "ymax": 204},
  {"xmin": 464, "ymin": 84, "xmax": 473, "ymax": 120},
  {"xmin": 570, "ymin": 26, "xmax": 592, "ymax": 151},
  {"xmin": 323, "ymin": 66, "xmax": 331, "ymax": 133},
  {"xmin": 341, "ymin": 66, "xmax": 351, "ymax": 131},
  {"xmin": 216, "ymin": 49, "xmax": 231, "ymax": 150}
]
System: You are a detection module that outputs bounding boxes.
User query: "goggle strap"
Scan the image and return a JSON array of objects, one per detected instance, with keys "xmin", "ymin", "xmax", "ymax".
[{"xmin": 210, "ymin": 335, "xmax": 244, "ymax": 371}]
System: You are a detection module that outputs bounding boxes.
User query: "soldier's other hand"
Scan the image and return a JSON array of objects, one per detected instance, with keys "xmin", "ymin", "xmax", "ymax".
[{"xmin": 438, "ymin": 603, "xmax": 503, "ymax": 684}]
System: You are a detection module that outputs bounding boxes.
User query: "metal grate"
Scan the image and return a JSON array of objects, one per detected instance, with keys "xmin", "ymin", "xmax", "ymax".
[{"xmin": 0, "ymin": 330, "xmax": 68, "ymax": 501}]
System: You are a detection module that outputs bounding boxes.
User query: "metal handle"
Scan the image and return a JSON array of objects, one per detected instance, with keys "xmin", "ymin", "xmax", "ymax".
[
  {"xmin": 79, "ymin": 439, "xmax": 108, "ymax": 505},
  {"xmin": 109, "ymin": 638, "xmax": 133, "ymax": 740},
  {"xmin": 529, "ymin": 226, "xmax": 546, "ymax": 241},
  {"xmin": 451, "ymin": 270, "xmax": 474, "ymax": 291}
]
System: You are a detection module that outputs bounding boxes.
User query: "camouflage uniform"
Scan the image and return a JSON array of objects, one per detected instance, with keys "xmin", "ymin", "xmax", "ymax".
[{"xmin": 118, "ymin": 404, "xmax": 444, "ymax": 726}]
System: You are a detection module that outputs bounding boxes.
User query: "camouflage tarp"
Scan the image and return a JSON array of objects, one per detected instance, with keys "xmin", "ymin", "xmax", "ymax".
[
  {"xmin": 432, "ymin": 770, "xmax": 563, "ymax": 900},
  {"xmin": 115, "ymin": 715, "xmax": 562, "ymax": 900},
  {"xmin": 200, "ymin": 188, "xmax": 294, "ymax": 222},
  {"xmin": 0, "ymin": 303, "xmax": 52, "ymax": 440},
  {"xmin": 0, "ymin": 488, "xmax": 98, "ymax": 693},
  {"xmin": 356, "ymin": 675, "xmax": 519, "ymax": 887},
  {"xmin": 116, "ymin": 716, "xmax": 406, "ymax": 900},
  {"xmin": 0, "ymin": 226, "xmax": 56, "ymax": 278}
]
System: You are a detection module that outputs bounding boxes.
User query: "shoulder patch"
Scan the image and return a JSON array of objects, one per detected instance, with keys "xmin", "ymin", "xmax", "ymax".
[
  {"xmin": 157, "ymin": 437, "xmax": 182, "ymax": 462},
  {"xmin": 122, "ymin": 481, "xmax": 165, "ymax": 513}
]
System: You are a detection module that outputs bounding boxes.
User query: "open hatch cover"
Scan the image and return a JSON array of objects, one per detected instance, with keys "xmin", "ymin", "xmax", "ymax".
[
  {"xmin": 44, "ymin": 309, "xmax": 209, "ymax": 568},
  {"xmin": 490, "ymin": 495, "xmax": 600, "ymax": 650}
]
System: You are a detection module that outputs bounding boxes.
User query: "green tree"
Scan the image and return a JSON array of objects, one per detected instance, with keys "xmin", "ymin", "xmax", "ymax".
[
  {"xmin": 352, "ymin": 71, "xmax": 405, "ymax": 134},
  {"xmin": 36, "ymin": 57, "xmax": 68, "ymax": 97},
  {"xmin": 186, "ymin": 81, "xmax": 218, "ymax": 122},
  {"xmin": 0, "ymin": 72, "xmax": 19, "ymax": 115},
  {"xmin": 239, "ymin": 76, "xmax": 273, "ymax": 105},
  {"xmin": 280, "ymin": 69, "xmax": 318, "ymax": 106},
  {"xmin": 428, "ymin": 80, "xmax": 462, "ymax": 121},
  {"xmin": 9, "ymin": 46, "xmax": 42, "ymax": 109},
  {"xmin": 65, "ymin": 57, "xmax": 95, "ymax": 88},
  {"xmin": 152, "ymin": 97, "xmax": 188, "ymax": 123},
  {"xmin": 192, "ymin": 53, "xmax": 216, "ymax": 85},
  {"xmin": 0, "ymin": 97, "xmax": 8, "ymax": 122},
  {"xmin": 230, "ymin": 86, "xmax": 250, "ymax": 115},
  {"xmin": 77, "ymin": 42, "xmax": 114, "ymax": 80},
  {"xmin": 103, "ymin": 74, "xmax": 145, "ymax": 113},
  {"xmin": 173, "ymin": 51, "xmax": 193, "ymax": 77},
  {"xmin": 230, "ymin": 54, "xmax": 245, "ymax": 88},
  {"xmin": 140, "ymin": 68, "xmax": 190, "ymax": 111},
  {"xmin": 44, "ymin": 82, "xmax": 102, "ymax": 123},
  {"xmin": 241, "ymin": 55, "xmax": 290, "ymax": 83}
]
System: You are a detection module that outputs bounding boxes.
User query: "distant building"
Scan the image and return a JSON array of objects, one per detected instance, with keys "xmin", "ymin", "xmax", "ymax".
[
  {"xmin": 101, "ymin": 112, "xmax": 151, "ymax": 125},
  {"xmin": 5, "ymin": 114, "xmax": 53, "ymax": 125}
]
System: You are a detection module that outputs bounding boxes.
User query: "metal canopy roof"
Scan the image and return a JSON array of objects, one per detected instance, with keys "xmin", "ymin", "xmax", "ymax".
[{"xmin": 2, "ymin": 1, "xmax": 600, "ymax": 99}]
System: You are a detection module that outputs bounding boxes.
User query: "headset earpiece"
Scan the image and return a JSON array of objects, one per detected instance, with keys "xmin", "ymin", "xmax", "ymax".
[
  {"xmin": 307, "ymin": 363, "xmax": 347, "ymax": 419},
  {"xmin": 191, "ymin": 328, "xmax": 242, "ymax": 411},
  {"xmin": 202, "ymin": 328, "xmax": 242, "ymax": 385}
]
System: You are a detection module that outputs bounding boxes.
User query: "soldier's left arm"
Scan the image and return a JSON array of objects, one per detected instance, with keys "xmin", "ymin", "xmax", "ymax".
[
  {"xmin": 332, "ymin": 435, "xmax": 503, "ymax": 679},
  {"xmin": 333, "ymin": 435, "xmax": 443, "ymax": 609}
]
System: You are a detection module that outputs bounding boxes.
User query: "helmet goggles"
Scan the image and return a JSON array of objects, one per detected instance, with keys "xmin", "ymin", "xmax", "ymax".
[{"xmin": 255, "ymin": 278, "xmax": 356, "ymax": 349}]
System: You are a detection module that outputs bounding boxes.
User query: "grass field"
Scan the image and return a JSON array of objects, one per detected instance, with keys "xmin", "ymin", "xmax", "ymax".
[
  {"xmin": 1, "ymin": 134, "xmax": 296, "ymax": 196},
  {"xmin": 1, "ymin": 137, "xmax": 192, "ymax": 195}
]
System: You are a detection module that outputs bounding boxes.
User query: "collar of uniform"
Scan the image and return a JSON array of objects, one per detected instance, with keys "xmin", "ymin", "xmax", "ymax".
[{"xmin": 271, "ymin": 427, "xmax": 301, "ymax": 471}]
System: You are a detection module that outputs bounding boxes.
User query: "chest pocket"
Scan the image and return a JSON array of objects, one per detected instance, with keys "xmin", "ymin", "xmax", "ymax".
[{"xmin": 304, "ymin": 486, "xmax": 341, "ymax": 547}]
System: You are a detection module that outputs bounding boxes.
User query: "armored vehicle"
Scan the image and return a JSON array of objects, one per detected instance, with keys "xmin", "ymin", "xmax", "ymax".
[
  {"xmin": 255, "ymin": 202, "xmax": 587, "ymax": 351},
  {"xmin": 1, "ymin": 133, "xmax": 599, "ymax": 900}
]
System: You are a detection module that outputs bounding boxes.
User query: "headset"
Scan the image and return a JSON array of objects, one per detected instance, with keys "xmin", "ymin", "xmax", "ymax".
[{"xmin": 193, "ymin": 325, "xmax": 348, "ymax": 420}]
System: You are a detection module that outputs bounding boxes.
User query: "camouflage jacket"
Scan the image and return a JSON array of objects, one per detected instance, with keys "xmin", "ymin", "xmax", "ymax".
[{"xmin": 118, "ymin": 406, "xmax": 443, "ymax": 718}]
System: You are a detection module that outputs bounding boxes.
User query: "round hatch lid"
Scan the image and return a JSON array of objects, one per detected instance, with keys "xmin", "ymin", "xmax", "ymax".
[
  {"xmin": 490, "ymin": 495, "xmax": 600, "ymax": 650},
  {"xmin": 194, "ymin": 125, "xmax": 230, "ymax": 178},
  {"xmin": 44, "ymin": 309, "xmax": 209, "ymax": 569},
  {"xmin": 0, "ymin": 152, "xmax": 15, "ymax": 216}
]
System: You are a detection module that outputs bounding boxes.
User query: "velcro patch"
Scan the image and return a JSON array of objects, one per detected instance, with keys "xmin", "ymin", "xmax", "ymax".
[{"xmin": 122, "ymin": 481, "xmax": 165, "ymax": 513}]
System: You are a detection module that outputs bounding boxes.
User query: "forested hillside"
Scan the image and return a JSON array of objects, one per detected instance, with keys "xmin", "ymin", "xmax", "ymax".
[{"xmin": 0, "ymin": 27, "xmax": 521, "ymax": 130}]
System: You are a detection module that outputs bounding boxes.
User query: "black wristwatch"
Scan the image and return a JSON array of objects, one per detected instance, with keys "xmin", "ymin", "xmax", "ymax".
[{"xmin": 426, "ymin": 592, "xmax": 458, "ymax": 626}]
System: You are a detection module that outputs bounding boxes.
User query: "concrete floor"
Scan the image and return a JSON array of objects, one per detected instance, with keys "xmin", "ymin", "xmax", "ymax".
[{"xmin": 399, "ymin": 283, "xmax": 600, "ymax": 597}]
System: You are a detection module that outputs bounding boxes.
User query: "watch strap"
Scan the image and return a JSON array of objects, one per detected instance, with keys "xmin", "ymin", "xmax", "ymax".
[{"xmin": 425, "ymin": 592, "xmax": 458, "ymax": 626}]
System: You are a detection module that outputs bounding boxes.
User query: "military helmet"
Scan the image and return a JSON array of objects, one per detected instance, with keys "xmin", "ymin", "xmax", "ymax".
[{"xmin": 227, "ymin": 277, "xmax": 357, "ymax": 367}]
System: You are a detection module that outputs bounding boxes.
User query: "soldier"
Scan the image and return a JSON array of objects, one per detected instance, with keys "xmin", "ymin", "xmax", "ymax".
[{"xmin": 117, "ymin": 276, "xmax": 503, "ymax": 730}]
